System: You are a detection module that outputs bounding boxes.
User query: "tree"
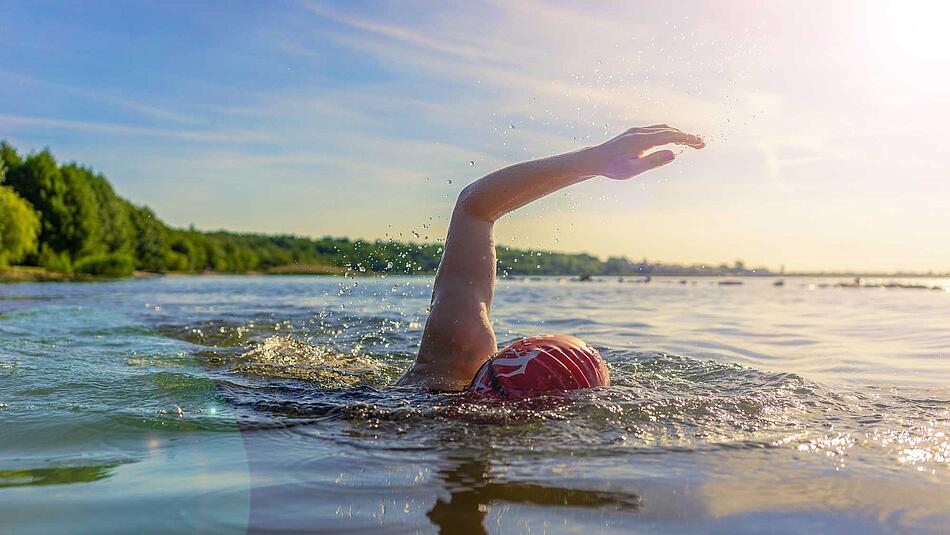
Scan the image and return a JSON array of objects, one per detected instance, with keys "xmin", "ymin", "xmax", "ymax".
[
  {"xmin": 0, "ymin": 186, "xmax": 41, "ymax": 268},
  {"xmin": 0, "ymin": 142, "xmax": 21, "ymax": 178},
  {"xmin": 85, "ymin": 168, "xmax": 135, "ymax": 255},
  {"xmin": 128, "ymin": 204, "xmax": 169, "ymax": 272},
  {"xmin": 4, "ymin": 151, "xmax": 100, "ymax": 260},
  {"xmin": 59, "ymin": 163, "xmax": 101, "ymax": 258},
  {"xmin": 5, "ymin": 150, "xmax": 68, "ymax": 254}
]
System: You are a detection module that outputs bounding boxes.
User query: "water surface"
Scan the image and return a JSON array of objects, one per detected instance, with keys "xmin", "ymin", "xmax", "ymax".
[{"xmin": 1, "ymin": 275, "xmax": 948, "ymax": 533}]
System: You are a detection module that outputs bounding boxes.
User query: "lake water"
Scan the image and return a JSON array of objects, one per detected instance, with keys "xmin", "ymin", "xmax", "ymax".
[{"xmin": 1, "ymin": 275, "xmax": 948, "ymax": 534}]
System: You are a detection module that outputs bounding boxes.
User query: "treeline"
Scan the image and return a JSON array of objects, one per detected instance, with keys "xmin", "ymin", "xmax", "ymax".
[
  {"xmin": 0, "ymin": 142, "xmax": 430, "ymax": 276},
  {"xmin": 0, "ymin": 141, "xmax": 633, "ymax": 277},
  {"xmin": 1, "ymin": 142, "xmax": 178, "ymax": 276},
  {"xmin": 0, "ymin": 141, "xmax": 757, "ymax": 279}
]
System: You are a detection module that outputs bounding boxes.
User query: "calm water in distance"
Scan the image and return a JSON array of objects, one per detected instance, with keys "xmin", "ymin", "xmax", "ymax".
[{"xmin": 1, "ymin": 275, "xmax": 948, "ymax": 534}]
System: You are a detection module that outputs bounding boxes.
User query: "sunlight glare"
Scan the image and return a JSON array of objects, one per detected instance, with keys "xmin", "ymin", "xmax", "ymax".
[{"xmin": 866, "ymin": 0, "xmax": 950, "ymax": 87}]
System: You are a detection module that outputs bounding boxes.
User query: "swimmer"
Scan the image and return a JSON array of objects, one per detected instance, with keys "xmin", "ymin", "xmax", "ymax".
[{"xmin": 396, "ymin": 125, "xmax": 705, "ymax": 396}]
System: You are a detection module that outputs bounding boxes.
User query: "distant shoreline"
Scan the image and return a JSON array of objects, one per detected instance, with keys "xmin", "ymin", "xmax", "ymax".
[
  {"xmin": 0, "ymin": 264, "xmax": 343, "ymax": 283},
  {"xmin": 3, "ymin": 266, "xmax": 947, "ymax": 284}
]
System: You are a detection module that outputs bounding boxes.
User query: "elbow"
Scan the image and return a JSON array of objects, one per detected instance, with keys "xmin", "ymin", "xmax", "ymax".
[
  {"xmin": 455, "ymin": 183, "xmax": 479, "ymax": 216},
  {"xmin": 455, "ymin": 182, "xmax": 495, "ymax": 222}
]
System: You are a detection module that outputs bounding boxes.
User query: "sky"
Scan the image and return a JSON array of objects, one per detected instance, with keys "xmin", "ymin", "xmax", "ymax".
[{"xmin": 1, "ymin": 0, "xmax": 948, "ymax": 272}]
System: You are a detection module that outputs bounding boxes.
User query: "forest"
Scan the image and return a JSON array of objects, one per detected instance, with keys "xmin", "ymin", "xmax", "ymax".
[{"xmin": 0, "ymin": 141, "xmax": 669, "ymax": 278}]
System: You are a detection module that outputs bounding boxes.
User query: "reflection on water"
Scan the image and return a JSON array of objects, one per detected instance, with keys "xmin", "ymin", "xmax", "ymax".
[
  {"xmin": 0, "ymin": 464, "xmax": 117, "ymax": 488},
  {"xmin": 1, "ymin": 276, "xmax": 949, "ymax": 533},
  {"xmin": 428, "ymin": 457, "xmax": 640, "ymax": 534}
]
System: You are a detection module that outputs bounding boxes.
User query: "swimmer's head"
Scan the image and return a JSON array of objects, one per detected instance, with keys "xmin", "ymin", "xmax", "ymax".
[{"xmin": 466, "ymin": 334, "xmax": 610, "ymax": 398}]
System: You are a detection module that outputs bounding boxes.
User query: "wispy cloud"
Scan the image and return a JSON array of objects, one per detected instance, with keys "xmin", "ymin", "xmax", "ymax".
[
  {"xmin": 300, "ymin": 1, "xmax": 754, "ymax": 138},
  {"xmin": 0, "ymin": 68, "xmax": 204, "ymax": 126},
  {"xmin": 302, "ymin": 2, "xmax": 502, "ymax": 64},
  {"xmin": 0, "ymin": 114, "xmax": 273, "ymax": 144}
]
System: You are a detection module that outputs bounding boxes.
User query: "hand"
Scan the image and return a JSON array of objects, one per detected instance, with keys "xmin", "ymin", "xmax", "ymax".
[{"xmin": 585, "ymin": 124, "xmax": 705, "ymax": 180}]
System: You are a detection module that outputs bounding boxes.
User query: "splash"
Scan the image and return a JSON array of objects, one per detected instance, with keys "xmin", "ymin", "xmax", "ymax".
[{"xmin": 231, "ymin": 335, "xmax": 396, "ymax": 388}]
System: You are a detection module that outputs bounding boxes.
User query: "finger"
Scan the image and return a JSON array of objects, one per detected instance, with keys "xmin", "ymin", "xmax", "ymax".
[
  {"xmin": 620, "ymin": 150, "xmax": 675, "ymax": 178},
  {"xmin": 629, "ymin": 124, "xmax": 678, "ymax": 134},
  {"xmin": 640, "ymin": 149, "xmax": 676, "ymax": 169},
  {"xmin": 636, "ymin": 130, "xmax": 705, "ymax": 149}
]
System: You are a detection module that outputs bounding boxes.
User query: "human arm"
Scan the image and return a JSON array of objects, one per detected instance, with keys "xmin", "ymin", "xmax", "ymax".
[{"xmin": 396, "ymin": 125, "xmax": 704, "ymax": 390}]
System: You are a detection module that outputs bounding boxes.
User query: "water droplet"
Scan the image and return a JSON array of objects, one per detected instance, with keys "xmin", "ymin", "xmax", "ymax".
[
  {"xmin": 446, "ymin": 179, "xmax": 453, "ymax": 184},
  {"xmin": 469, "ymin": 161, "xmax": 475, "ymax": 166}
]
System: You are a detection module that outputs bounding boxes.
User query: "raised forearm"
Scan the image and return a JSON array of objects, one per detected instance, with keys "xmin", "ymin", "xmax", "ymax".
[{"xmin": 456, "ymin": 147, "xmax": 599, "ymax": 222}]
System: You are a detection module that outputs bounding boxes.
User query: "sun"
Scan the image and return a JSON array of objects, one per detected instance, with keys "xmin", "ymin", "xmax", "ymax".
[{"xmin": 864, "ymin": 1, "xmax": 950, "ymax": 86}]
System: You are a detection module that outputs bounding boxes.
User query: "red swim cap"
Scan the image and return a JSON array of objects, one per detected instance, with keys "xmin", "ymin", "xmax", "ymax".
[{"xmin": 466, "ymin": 334, "xmax": 610, "ymax": 398}]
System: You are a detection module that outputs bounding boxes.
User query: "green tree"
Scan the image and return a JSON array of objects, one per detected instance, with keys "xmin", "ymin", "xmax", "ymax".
[
  {"xmin": 85, "ymin": 168, "xmax": 135, "ymax": 255},
  {"xmin": 74, "ymin": 252, "xmax": 135, "ymax": 277},
  {"xmin": 5, "ymin": 150, "xmax": 68, "ymax": 255},
  {"xmin": 168, "ymin": 232, "xmax": 199, "ymax": 271},
  {"xmin": 0, "ymin": 142, "xmax": 22, "ymax": 177},
  {"xmin": 59, "ymin": 163, "xmax": 101, "ymax": 258},
  {"xmin": 128, "ymin": 204, "xmax": 169, "ymax": 271},
  {"xmin": 0, "ymin": 186, "xmax": 41, "ymax": 268},
  {"xmin": 4, "ymin": 151, "xmax": 100, "ymax": 260}
]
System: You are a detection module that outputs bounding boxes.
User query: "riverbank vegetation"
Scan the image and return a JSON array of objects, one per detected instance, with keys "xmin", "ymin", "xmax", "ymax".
[
  {"xmin": 1, "ymin": 141, "xmax": 452, "ymax": 278},
  {"xmin": 0, "ymin": 141, "xmax": 691, "ymax": 280}
]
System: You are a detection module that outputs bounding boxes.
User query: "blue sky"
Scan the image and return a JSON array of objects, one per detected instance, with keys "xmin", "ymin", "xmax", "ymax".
[{"xmin": 2, "ymin": 1, "xmax": 949, "ymax": 271}]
